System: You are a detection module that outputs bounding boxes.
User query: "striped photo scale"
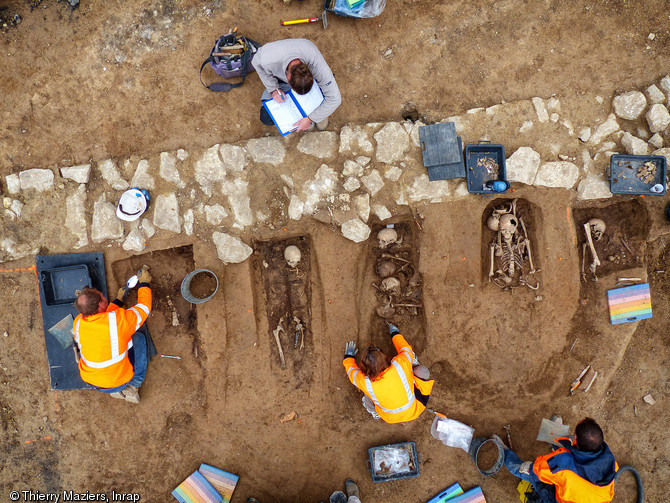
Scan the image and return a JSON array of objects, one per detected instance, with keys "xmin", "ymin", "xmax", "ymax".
[{"xmin": 607, "ymin": 283, "xmax": 652, "ymax": 325}]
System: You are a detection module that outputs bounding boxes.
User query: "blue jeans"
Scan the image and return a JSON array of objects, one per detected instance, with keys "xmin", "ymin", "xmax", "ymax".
[
  {"xmin": 503, "ymin": 449, "xmax": 557, "ymax": 503},
  {"xmin": 97, "ymin": 332, "xmax": 148, "ymax": 393}
]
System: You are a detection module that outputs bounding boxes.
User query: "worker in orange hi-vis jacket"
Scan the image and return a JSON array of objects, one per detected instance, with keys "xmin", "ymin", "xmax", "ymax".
[
  {"xmin": 343, "ymin": 323, "xmax": 434, "ymax": 424},
  {"xmin": 73, "ymin": 266, "xmax": 153, "ymax": 404}
]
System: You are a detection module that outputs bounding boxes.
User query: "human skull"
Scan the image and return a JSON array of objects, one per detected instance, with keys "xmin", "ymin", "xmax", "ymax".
[
  {"xmin": 487, "ymin": 214, "xmax": 500, "ymax": 231},
  {"xmin": 377, "ymin": 260, "xmax": 397, "ymax": 279},
  {"xmin": 377, "ymin": 228, "xmax": 398, "ymax": 249},
  {"xmin": 499, "ymin": 214, "xmax": 518, "ymax": 241},
  {"xmin": 284, "ymin": 245, "xmax": 301, "ymax": 267},
  {"xmin": 376, "ymin": 297, "xmax": 395, "ymax": 318},
  {"xmin": 587, "ymin": 218, "xmax": 606, "ymax": 241},
  {"xmin": 380, "ymin": 276, "xmax": 401, "ymax": 295}
]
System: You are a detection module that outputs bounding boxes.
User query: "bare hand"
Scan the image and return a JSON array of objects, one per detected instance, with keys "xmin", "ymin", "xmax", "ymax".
[
  {"xmin": 293, "ymin": 117, "xmax": 313, "ymax": 132},
  {"xmin": 272, "ymin": 89, "xmax": 286, "ymax": 103},
  {"xmin": 138, "ymin": 266, "xmax": 151, "ymax": 284}
]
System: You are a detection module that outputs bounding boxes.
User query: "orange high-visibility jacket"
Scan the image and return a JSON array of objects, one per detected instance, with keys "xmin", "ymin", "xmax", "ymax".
[
  {"xmin": 533, "ymin": 437, "xmax": 618, "ymax": 503},
  {"xmin": 343, "ymin": 333, "xmax": 434, "ymax": 423},
  {"xmin": 74, "ymin": 285, "xmax": 152, "ymax": 389}
]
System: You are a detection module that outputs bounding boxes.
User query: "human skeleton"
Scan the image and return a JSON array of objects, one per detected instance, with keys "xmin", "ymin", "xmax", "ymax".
[{"xmin": 487, "ymin": 199, "xmax": 539, "ymax": 290}]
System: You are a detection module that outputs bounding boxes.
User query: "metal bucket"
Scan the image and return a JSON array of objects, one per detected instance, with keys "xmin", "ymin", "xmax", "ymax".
[
  {"xmin": 468, "ymin": 436, "xmax": 504, "ymax": 477},
  {"xmin": 180, "ymin": 269, "xmax": 219, "ymax": 304}
]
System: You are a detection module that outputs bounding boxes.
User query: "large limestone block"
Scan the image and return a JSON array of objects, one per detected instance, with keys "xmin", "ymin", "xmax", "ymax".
[
  {"xmin": 612, "ymin": 91, "xmax": 647, "ymax": 120},
  {"xmin": 195, "ymin": 145, "xmax": 226, "ymax": 197},
  {"xmin": 212, "ymin": 232, "xmax": 253, "ymax": 264},
  {"xmin": 98, "ymin": 159, "xmax": 129, "ymax": 190},
  {"xmin": 91, "ymin": 197, "xmax": 123, "ymax": 243},
  {"xmin": 590, "ymin": 114, "xmax": 620, "ymax": 144},
  {"xmin": 621, "ymin": 132, "xmax": 648, "ymax": 156},
  {"xmin": 506, "ymin": 147, "xmax": 541, "ymax": 185},
  {"xmin": 19, "ymin": 169, "xmax": 54, "ymax": 191},
  {"xmin": 652, "ymin": 148, "xmax": 670, "ymax": 165},
  {"xmin": 61, "ymin": 164, "xmax": 91, "ymax": 184},
  {"xmin": 205, "ymin": 204, "xmax": 229, "ymax": 225},
  {"xmin": 159, "ymin": 152, "xmax": 185, "ymax": 188},
  {"xmin": 577, "ymin": 174, "xmax": 613, "ymax": 200},
  {"xmin": 220, "ymin": 144, "xmax": 247, "ymax": 173},
  {"xmin": 123, "ymin": 229, "xmax": 146, "ymax": 253},
  {"xmin": 246, "ymin": 137, "xmax": 285, "ymax": 165},
  {"xmin": 341, "ymin": 218, "xmax": 371, "ymax": 243},
  {"xmin": 153, "ymin": 193, "xmax": 181, "ymax": 233},
  {"xmin": 361, "ymin": 169, "xmax": 384, "ymax": 196},
  {"xmin": 374, "ymin": 122, "xmax": 409, "ymax": 163},
  {"xmin": 646, "ymin": 104, "xmax": 670, "ymax": 133},
  {"xmin": 221, "ymin": 179, "xmax": 253, "ymax": 228},
  {"xmin": 129, "ymin": 159, "xmax": 155, "ymax": 190},
  {"xmin": 406, "ymin": 174, "xmax": 449, "ymax": 203},
  {"xmin": 339, "ymin": 125, "xmax": 374, "ymax": 154},
  {"xmin": 5, "ymin": 174, "xmax": 21, "ymax": 194},
  {"xmin": 297, "ymin": 131, "xmax": 338, "ymax": 159},
  {"xmin": 646, "ymin": 85, "xmax": 666, "ymax": 105},
  {"xmin": 534, "ymin": 162, "xmax": 579, "ymax": 189},
  {"xmin": 65, "ymin": 184, "xmax": 88, "ymax": 248},
  {"xmin": 532, "ymin": 97, "xmax": 549, "ymax": 122}
]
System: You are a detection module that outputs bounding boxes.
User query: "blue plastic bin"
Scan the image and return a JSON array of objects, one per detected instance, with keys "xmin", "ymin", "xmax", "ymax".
[
  {"xmin": 609, "ymin": 154, "xmax": 666, "ymax": 195},
  {"xmin": 465, "ymin": 142, "xmax": 507, "ymax": 194}
]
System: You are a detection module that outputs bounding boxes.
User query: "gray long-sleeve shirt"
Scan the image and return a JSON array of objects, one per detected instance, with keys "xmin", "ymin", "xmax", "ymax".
[{"xmin": 254, "ymin": 38, "xmax": 341, "ymax": 124}]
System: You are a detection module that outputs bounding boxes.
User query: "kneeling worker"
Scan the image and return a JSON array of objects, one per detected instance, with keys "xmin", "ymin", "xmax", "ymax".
[
  {"xmin": 343, "ymin": 323, "xmax": 434, "ymax": 423},
  {"xmin": 498, "ymin": 417, "xmax": 618, "ymax": 503},
  {"xmin": 254, "ymin": 38, "xmax": 341, "ymax": 132},
  {"xmin": 73, "ymin": 267, "xmax": 153, "ymax": 404}
]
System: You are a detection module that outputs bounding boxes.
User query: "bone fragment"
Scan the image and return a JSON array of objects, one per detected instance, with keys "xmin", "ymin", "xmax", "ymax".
[
  {"xmin": 272, "ymin": 317, "xmax": 286, "ymax": 369},
  {"xmin": 489, "ymin": 243, "xmax": 496, "ymax": 279},
  {"xmin": 584, "ymin": 223, "xmax": 600, "ymax": 278},
  {"xmin": 581, "ymin": 243, "xmax": 587, "ymax": 282},
  {"xmin": 524, "ymin": 238, "xmax": 536, "ymax": 274},
  {"xmin": 583, "ymin": 371, "xmax": 597, "ymax": 392}
]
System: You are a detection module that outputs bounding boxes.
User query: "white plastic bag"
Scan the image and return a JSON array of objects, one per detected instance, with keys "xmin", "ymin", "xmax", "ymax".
[{"xmin": 430, "ymin": 415, "xmax": 474, "ymax": 453}]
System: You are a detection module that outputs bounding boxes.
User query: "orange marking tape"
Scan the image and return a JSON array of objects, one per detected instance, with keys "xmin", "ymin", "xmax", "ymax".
[{"xmin": 0, "ymin": 265, "xmax": 36, "ymax": 273}]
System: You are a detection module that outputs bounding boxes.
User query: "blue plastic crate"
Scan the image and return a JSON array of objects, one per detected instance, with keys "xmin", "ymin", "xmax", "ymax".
[
  {"xmin": 609, "ymin": 154, "xmax": 666, "ymax": 195},
  {"xmin": 465, "ymin": 142, "xmax": 507, "ymax": 193},
  {"xmin": 367, "ymin": 441, "xmax": 420, "ymax": 483}
]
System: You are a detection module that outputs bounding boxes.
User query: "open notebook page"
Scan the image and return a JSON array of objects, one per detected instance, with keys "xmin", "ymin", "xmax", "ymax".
[
  {"xmin": 292, "ymin": 83, "xmax": 324, "ymax": 116},
  {"xmin": 263, "ymin": 98, "xmax": 303, "ymax": 135}
]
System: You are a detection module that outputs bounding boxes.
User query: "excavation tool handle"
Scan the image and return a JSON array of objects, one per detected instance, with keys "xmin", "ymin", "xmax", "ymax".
[{"xmin": 281, "ymin": 17, "xmax": 319, "ymax": 25}]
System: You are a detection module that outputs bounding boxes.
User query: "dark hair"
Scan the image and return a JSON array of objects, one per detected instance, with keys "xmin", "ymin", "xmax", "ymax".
[
  {"xmin": 359, "ymin": 346, "xmax": 391, "ymax": 380},
  {"xmin": 74, "ymin": 287, "xmax": 103, "ymax": 316},
  {"xmin": 289, "ymin": 62, "xmax": 313, "ymax": 95},
  {"xmin": 575, "ymin": 417, "xmax": 604, "ymax": 452}
]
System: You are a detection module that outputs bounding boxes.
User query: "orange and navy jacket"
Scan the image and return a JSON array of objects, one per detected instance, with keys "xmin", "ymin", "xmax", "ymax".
[
  {"xmin": 73, "ymin": 285, "xmax": 152, "ymax": 389},
  {"xmin": 533, "ymin": 437, "xmax": 617, "ymax": 503},
  {"xmin": 343, "ymin": 333, "xmax": 434, "ymax": 424}
]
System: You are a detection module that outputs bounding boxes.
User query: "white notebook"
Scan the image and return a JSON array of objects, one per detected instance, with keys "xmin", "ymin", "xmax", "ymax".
[{"xmin": 263, "ymin": 84, "xmax": 324, "ymax": 136}]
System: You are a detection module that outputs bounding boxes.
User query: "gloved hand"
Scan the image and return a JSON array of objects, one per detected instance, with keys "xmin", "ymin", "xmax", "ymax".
[
  {"xmin": 138, "ymin": 265, "xmax": 151, "ymax": 284},
  {"xmin": 344, "ymin": 341, "xmax": 358, "ymax": 359},
  {"xmin": 116, "ymin": 287, "xmax": 127, "ymax": 301},
  {"xmin": 388, "ymin": 322, "xmax": 400, "ymax": 336}
]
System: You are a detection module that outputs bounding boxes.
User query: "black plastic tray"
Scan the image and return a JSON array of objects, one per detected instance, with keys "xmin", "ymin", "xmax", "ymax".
[
  {"xmin": 367, "ymin": 441, "xmax": 420, "ymax": 483},
  {"xmin": 465, "ymin": 142, "xmax": 506, "ymax": 193},
  {"xmin": 40, "ymin": 265, "xmax": 91, "ymax": 306},
  {"xmin": 609, "ymin": 154, "xmax": 667, "ymax": 195}
]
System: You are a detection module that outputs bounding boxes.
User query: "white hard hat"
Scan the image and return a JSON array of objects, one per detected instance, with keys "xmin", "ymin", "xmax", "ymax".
[{"xmin": 116, "ymin": 188, "xmax": 148, "ymax": 221}]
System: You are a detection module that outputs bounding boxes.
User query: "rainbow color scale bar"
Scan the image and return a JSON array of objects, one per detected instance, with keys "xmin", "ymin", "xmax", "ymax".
[{"xmin": 607, "ymin": 283, "xmax": 652, "ymax": 325}]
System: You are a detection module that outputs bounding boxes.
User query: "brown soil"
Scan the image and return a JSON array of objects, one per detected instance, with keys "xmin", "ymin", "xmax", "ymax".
[
  {"xmin": 1, "ymin": 1, "xmax": 670, "ymax": 502},
  {"xmin": 474, "ymin": 440, "xmax": 501, "ymax": 474},
  {"xmin": 188, "ymin": 271, "xmax": 218, "ymax": 300}
]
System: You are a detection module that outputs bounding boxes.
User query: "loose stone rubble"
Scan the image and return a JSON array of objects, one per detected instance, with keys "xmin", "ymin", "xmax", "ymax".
[{"xmin": 2, "ymin": 73, "xmax": 670, "ymax": 264}]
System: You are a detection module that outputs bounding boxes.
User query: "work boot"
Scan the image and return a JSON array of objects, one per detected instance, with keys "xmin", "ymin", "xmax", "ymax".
[
  {"xmin": 316, "ymin": 118, "xmax": 329, "ymax": 130},
  {"xmin": 122, "ymin": 385, "xmax": 140, "ymax": 404},
  {"xmin": 345, "ymin": 479, "xmax": 360, "ymax": 498},
  {"xmin": 329, "ymin": 491, "xmax": 346, "ymax": 503},
  {"xmin": 492, "ymin": 433, "xmax": 509, "ymax": 450},
  {"xmin": 110, "ymin": 391, "xmax": 126, "ymax": 400}
]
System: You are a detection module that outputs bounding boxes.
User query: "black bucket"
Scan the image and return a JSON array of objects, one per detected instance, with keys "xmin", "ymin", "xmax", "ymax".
[{"xmin": 468, "ymin": 436, "xmax": 504, "ymax": 477}]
